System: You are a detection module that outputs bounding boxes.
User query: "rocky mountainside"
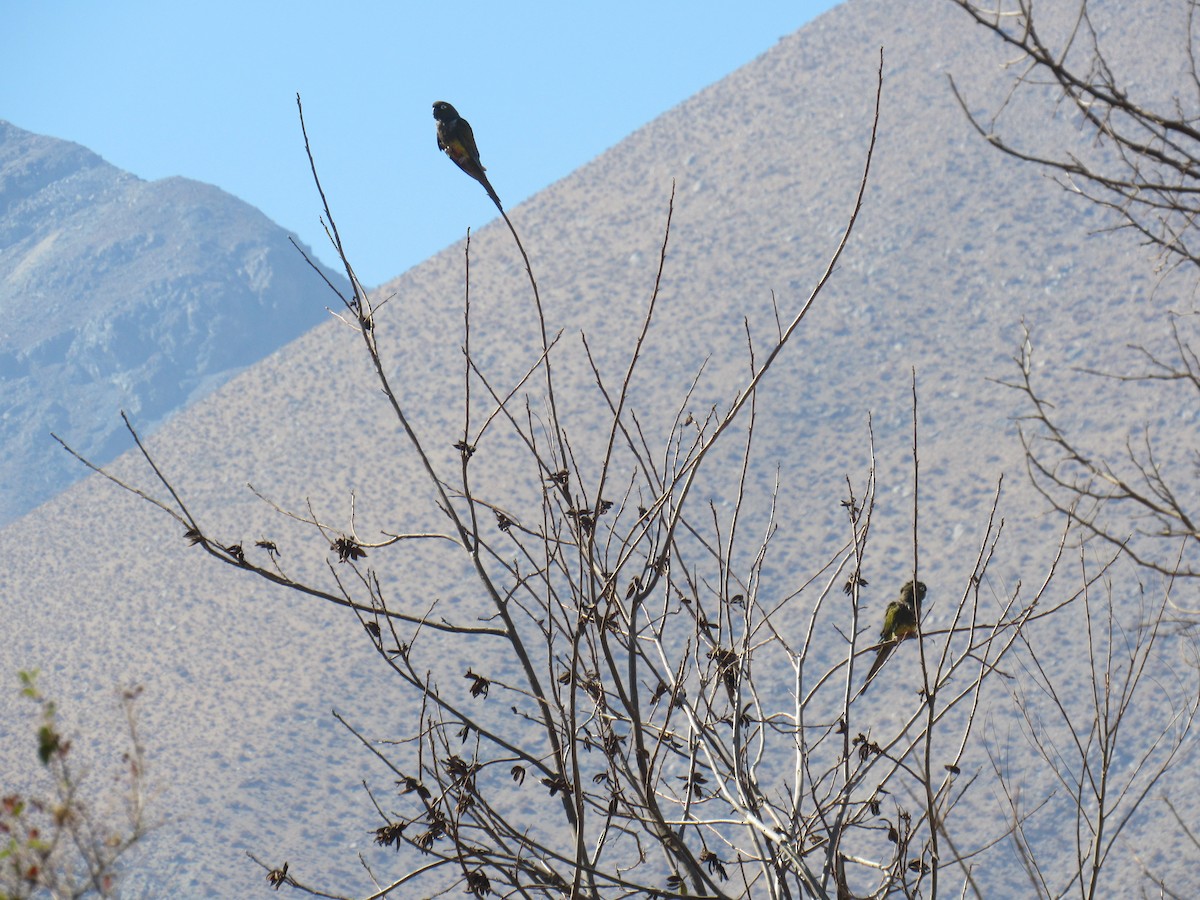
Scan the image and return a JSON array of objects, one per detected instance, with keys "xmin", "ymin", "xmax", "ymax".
[
  {"xmin": 0, "ymin": 120, "xmax": 346, "ymax": 523},
  {"xmin": 2, "ymin": 0, "xmax": 1197, "ymax": 895}
]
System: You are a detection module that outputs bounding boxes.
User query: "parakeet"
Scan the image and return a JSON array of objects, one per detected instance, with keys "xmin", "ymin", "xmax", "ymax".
[
  {"xmin": 861, "ymin": 580, "xmax": 927, "ymax": 692},
  {"xmin": 432, "ymin": 100, "xmax": 503, "ymax": 209}
]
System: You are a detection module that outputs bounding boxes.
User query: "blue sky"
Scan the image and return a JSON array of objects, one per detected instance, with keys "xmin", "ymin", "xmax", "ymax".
[{"xmin": 3, "ymin": 2, "xmax": 837, "ymax": 286}]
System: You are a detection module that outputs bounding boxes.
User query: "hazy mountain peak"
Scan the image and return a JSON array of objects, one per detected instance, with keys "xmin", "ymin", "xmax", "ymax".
[{"xmin": 0, "ymin": 120, "xmax": 346, "ymax": 524}]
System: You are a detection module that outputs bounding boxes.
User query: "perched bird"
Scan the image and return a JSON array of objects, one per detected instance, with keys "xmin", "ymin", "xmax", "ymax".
[
  {"xmin": 861, "ymin": 580, "xmax": 927, "ymax": 692},
  {"xmin": 432, "ymin": 101, "xmax": 503, "ymax": 209}
]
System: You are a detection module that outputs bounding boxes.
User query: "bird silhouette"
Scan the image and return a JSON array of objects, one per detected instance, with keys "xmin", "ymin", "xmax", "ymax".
[{"xmin": 432, "ymin": 100, "xmax": 502, "ymax": 209}]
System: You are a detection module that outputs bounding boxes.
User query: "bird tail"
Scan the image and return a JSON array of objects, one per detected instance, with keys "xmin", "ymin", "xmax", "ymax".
[
  {"xmin": 480, "ymin": 174, "xmax": 503, "ymax": 211},
  {"xmin": 859, "ymin": 641, "xmax": 896, "ymax": 695}
]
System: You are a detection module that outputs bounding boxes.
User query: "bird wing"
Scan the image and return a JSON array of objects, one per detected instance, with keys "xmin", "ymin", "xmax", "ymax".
[
  {"xmin": 458, "ymin": 120, "xmax": 484, "ymax": 169},
  {"xmin": 859, "ymin": 599, "xmax": 916, "ymax": 694}
]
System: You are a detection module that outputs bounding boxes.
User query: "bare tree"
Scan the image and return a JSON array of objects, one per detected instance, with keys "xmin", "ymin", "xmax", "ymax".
[
  {"xmin": 987, "ymin": 558, "xmax": 1199, "ymax": 900},
  {"xmin": 946, "ymin": 0, "xmax": 1200, "ymax": 576},
  {"xmin": 1004, "ymin": 323, "xmax": 1200, "ymax": 578},
  {"xmin": 947, "ymin": 3, "xmax": 1200, "ymax": 895},
  {"xmin": 52, "ymin": 50, "xmax": 1199, "ymax": 897},
  {"xmin": 948, "ymin": 0, "xmax": 1200, "ymax": 273}
]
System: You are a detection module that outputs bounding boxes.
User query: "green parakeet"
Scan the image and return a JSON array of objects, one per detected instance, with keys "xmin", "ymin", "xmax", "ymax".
[{"xmin": 861, "ymin": 580, "xmax": 927, "ymax": 692}]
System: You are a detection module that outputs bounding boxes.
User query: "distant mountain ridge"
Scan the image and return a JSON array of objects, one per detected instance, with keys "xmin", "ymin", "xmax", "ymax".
[{"xmin": 0, "ymin": 120, "xmax": 346, "ymax": 524}]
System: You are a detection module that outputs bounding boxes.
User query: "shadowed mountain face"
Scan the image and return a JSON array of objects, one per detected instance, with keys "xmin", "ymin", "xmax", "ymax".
[
  {"xmin": 0, "ymin": 120, "xmax": 345, "ymax": 524},
  {"xmin": 2, "ymin": 0, "xmax": 1197, "ymax": 896}
]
